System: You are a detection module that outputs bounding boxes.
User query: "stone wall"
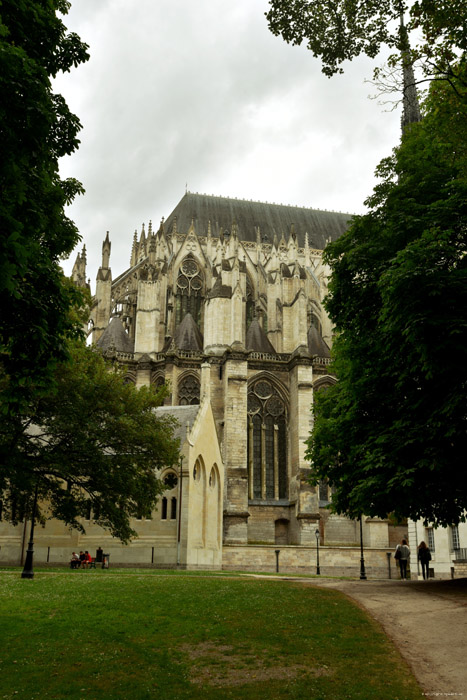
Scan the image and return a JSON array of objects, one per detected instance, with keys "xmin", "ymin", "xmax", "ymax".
[{"xmin": 222, "ymin": 544, "xmax": 396, "ymax": 579}]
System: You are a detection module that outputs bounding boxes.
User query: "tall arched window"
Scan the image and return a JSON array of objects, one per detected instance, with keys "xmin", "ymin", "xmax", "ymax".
[
  {"xmin": 247, "ymin": 378, "xmax": 287, "ymax": 501},
  {"xmin": 178, "ymin": 374, "xmax": 200, "ymax": 405},
  {"xmin": 175, "ymin": 256, "xmax": 204, "ymax": 328}
]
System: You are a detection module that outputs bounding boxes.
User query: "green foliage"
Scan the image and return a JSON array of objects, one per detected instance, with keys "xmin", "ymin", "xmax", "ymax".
[
  {"xmin": 307, "ymin": 65, "xmax": 467, "ymax": 526},
  {"xmin": 0, "ymin": 0, "xmax": 90, "ymax": 413},
  {"xmin": 266, "ymin": 0, "xmax": 466, "ymax": 84},
  {"xmin": 0, "ymin": 342, "xmax": 180, "ymax": 542},
  {"xmin": 0, "ymin": 573, "xmax": 424, "ymax": 699}
]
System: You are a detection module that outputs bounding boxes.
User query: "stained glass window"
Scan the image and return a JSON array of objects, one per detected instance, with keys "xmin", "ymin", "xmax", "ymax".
[
  {"xmin": 175, "ymin": 256, "xmax": 204, "ymax": 328},
  {"xmin": 247, "ymin": 379, "xmax": 287, "ymax": 500}
]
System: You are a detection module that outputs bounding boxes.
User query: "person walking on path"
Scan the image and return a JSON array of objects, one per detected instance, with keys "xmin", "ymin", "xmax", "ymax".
[
  {"xmin": 395, "ymin": 539, "xmax": 410, "ymax": 579},
  {"xmin": 417, "ymin": 541, "xmax": 432, "ymax": 580}
]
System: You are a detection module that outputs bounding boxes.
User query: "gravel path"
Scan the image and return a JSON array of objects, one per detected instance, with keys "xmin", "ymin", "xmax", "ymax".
[{"xmin": 303, "ymin": 577, "xmax": 467, "ymax": 697}]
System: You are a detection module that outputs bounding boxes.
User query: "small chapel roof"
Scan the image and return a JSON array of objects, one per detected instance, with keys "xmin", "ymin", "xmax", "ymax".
[
  {"xmin": 154, "ymin": 405, "xmax": 200, "ymax": 443},
  {"xmin": 246, "ymin": 318, "xmax": 276, "ymax": 354},
  {"xmin": 96, "ymin": 316, "xmax": 134, "ymax": 353},
  {"xmin": 163, "ymin": 192, "xmax": 351, "ymax": 249}
]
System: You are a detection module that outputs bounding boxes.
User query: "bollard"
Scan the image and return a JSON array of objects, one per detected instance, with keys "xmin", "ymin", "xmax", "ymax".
[
  {"xmin": 275, "ymin": 549, "xmax": 280, "ymax": 573},
  {"xmin": 386, "ymin": 551, "xmax": 392, "ymax": 579}
]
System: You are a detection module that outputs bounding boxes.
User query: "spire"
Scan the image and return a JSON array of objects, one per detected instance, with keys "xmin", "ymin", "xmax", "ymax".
[
  {"xmin": 304, "ymin": 231, "xmax": 311, "ymax": 267},
  {"xmin": 71, "ymin": 245, "xmax": 88, "ymax": 288},
  {"xmin": 138, "ymin": 223, "xmax": 147, "ymax": 260},
  {"xmin": 256, "ymin": 226, "xmax": 261, "ymax": 247},
  {"xmin": 149, "ymin": 232, "xmax": 157, "ymax": 257},
  {"xmin": 102, "ymin": 232, "xmax": 111, "ymax": 269},
  {"xmin": 400, "ymin": 12, "xmax": 421, "ymax": 131},
  {"xmin": 131, "ymin": 229, "xmax": 138, "ymax": 267}
]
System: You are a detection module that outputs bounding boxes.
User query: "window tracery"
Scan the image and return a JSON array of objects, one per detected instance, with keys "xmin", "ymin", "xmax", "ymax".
[
  {"xmin": 247, "ymin": 378, "xmax": 287, "ymax": 500},
  {"xmin": 175, "ymin": 256, "xmax": 204, "ymax": 328},
  {"xmin": 178, "ymin": 375, "xmax": 200, "ymax": 405}
]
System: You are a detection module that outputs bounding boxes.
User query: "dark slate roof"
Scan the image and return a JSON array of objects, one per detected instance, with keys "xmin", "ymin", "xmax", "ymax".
[
  {"xmin": 307, "ymin": 325, "xmax": 331, "ymax": 358},
  {"xmin": 174, "ymin": 313, "xmax": 203, "ymax": 351},
  {"xmin": 163, "ymin": 192, "xmax": 352, "ymax": 250},
  {"xmin": 96, "ymin": 316, "xmax": 134, "ymax": 353},
  {"xmin": 154, "ymin": 405, "xmax": 200, "ymax": 443},
  {"xmin": 246, "ymin": 318, "xmax": 276, "ymax": 353}
]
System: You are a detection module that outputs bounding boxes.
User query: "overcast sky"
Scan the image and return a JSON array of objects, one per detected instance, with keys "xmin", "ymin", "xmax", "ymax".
[{"xmin": 57, "ymin": 0, "xmax": 402, "ymax": 282}]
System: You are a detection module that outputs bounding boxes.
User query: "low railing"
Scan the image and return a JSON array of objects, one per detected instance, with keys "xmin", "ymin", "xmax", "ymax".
[
  {"xmin": 313, "ymin": 356, "xmax": 332, "ymax": 366},
  {"xmin": 453, "ymin": 548, "xmax": 467, "ymax": 561},
  {"xmin": 176, "ymin": 350, "xmax": 204, "ymax": 359},
  {"xmin": 248, "ymin": 352, "xmax": 289, "ymax": 362}
]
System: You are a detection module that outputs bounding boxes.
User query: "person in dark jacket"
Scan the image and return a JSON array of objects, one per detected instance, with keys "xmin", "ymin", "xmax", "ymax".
[{"xmin": 418, "ymin": 541, "xmax": 432, "ymax": 580}]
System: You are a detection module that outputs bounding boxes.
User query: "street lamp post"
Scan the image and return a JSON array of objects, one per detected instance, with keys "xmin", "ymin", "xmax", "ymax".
[
  {"xmin": 21, "ymin": 483, "xmax": 39, "ymax": 580},
  {"xmin": 315, "ymin": 528, "xmax": 321, "ymax": 576},
  {"xmin": 359, "ymin": 515, "xmax": 367, "ymax": 580},
  {"xmin": 176, "ymin": 455, "xmax": 184, "ymax": 566}
]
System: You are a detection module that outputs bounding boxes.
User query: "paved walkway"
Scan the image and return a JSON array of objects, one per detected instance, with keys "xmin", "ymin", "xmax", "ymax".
[{"xmin": 302, "ymin": 577, "xmax": 467, "ymax": 697}]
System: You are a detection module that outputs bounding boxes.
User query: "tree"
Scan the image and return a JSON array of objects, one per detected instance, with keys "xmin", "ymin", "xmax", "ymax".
[
  {"xmin": 0, "ymin": 0, "xmax": 89, "ymax": 413},
  {"xmin": 307, "ymin": 64, "xmax": 467, "ymax": 526},
  {"xmin": 0, "ymin": 342, "xmax": 180, "ymax": 542},
  {"xmin": 265, "ymin": 0, "xmax": 466, "ymax": 89}
]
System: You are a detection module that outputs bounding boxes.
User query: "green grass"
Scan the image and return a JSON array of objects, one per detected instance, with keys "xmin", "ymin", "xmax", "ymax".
[{"xmin": 0, "ymin": 572, "xmax": 423, "ymax": 700}]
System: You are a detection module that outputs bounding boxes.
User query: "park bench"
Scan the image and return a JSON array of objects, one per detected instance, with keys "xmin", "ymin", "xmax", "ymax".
[{"xmin": 89, "ymin": 554, "xmax": 110, "ymax": 569}]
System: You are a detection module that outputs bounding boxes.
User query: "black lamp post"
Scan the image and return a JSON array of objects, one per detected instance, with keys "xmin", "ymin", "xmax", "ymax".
[
  {"xmin": 359, "ymin": 515, "xmax": 367, "ymax": 580},
  {"xmin": 315, "ymin": 528, "xmax": 321, "ymax": 576},
  {"xmin": 21, "ymin": 482, "xmax": 39, "ymax": 580}
]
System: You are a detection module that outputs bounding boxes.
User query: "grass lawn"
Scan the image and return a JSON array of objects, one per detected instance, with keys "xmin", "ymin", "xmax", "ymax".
[{"xmin": 0, "ymin": 571, "xmax": 423, "ymax": 700}]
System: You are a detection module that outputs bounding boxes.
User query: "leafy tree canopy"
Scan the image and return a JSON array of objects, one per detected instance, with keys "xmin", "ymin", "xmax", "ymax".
[
  {"xmin": 0, "ymin": 340, "xmax": 181, "ymax": 543},
  {"xmin": 266, "ymin": 0, "xmax": 466, "ymax": 84},
  {"xmin": 307, "ymin": 63, "xmax": 467, "ymax": 526},
  {"xmin": 0, "ymin": 0, "xmax": 89, "ymax": 413}
]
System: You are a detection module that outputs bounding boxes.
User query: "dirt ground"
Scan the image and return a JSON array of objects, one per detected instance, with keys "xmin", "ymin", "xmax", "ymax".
[{"xmin": 302, "ymin": 577, "xmax": 467, "ymax": 697}]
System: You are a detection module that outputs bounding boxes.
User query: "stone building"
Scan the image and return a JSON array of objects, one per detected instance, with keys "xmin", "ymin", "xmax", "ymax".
[
  {"xmin": 86, "ymin": 192, "xmax": 347, "ymax": 550},
  {"xmin": 0, "ymin": 192, "xmax": 401, "ymax": 574},
  {"xmin": 408, "ymin": 519, "xmax": 467, "ymax": 580}
]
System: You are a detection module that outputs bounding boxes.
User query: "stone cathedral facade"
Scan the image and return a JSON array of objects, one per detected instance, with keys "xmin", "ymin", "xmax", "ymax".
[
  {"xmin": 0, "ymin": 192, "xmax": 402, "ymax": 574},
  {"xmin": 84, "ymin": 192, "xmax": 347, "ymax": 550}
]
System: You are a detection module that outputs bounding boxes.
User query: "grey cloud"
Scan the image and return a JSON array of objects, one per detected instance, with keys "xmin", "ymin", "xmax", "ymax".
[{"xmin": 58, "ymin": 0, "xmax": 401, "ymax": 280}]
